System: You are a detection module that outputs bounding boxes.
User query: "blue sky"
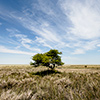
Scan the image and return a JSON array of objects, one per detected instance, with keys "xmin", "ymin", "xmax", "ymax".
[{"xmin": 0, "ymin": 0, "xmax": 100, "ymax": 64}]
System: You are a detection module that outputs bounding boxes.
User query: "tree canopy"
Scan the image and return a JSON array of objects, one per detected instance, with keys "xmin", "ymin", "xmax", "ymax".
[{"xmin": 30, "ymin": 49, "xmax": 64, "ymax": 69}]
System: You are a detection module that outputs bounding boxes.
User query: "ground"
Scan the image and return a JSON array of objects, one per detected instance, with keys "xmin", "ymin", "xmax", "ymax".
[{"xmin": 0, "ymin": 65, "xmax": 100, "ymax": 100}]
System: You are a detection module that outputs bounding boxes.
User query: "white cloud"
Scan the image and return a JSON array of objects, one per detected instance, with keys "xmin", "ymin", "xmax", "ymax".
[
  {"xmin": 15, "ymin": 34, "xmax": 26, "ymax": 38},
  {"xmin": 15, "ymin": 17, "xmax": 65, "ymax": 49},
  {"xmin": 82, "ymin": 40, "xmax": 98, "ymax": 50},
  {"xmin": 35, "ymin": 0, "xmax": 55, "ymax": 15},
  {"xmin": 14, "ymin": 33, "xmax": 42, "ymax": 52},
  {"xmin": 60, "ymin": 0, "xmax": 100, "ymax": 39},
  {"xmin": 19, "ymin": 19, "xmax": 61, "ymax": 44},
  {"xmin": 72, "ymin": 49, "xmax": 85, "ymax": 54},
  {"xmin": 6, "ymin": 28, "xmax": 20, "ymax": 34},
  {"xmin": 58, "ymin": 0, "xmax": 100, "ymax": 54},
  {"xmin": 6, "ymin": 28, "xmax": 42, "ymax": 52},
  {"xmin": 72, "ymin": 40, "xmax": 99, "ymax": 54},
  {"xmin": 97, "ymin": 44, "xmax": 100, "ymax": 47},
  {"xmin": 0, "ymin": 45, "xmax": 34, "ymax": 55},
  {"xmin": 15, "ymin": 46, "xmax": 20, "ymax": 49},
  {"xmin": 15, "ymin": 34, "xmax": 32, "ymax": 44},
  {"xmin": 35, "ymin": 37, "xmax": 53, "ymax": 49}
]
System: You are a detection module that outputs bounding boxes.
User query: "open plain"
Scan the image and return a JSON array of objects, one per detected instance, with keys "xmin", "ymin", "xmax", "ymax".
[{"xmin": 0, "ymin": 65, "xmax": 100, "ymax": 100}]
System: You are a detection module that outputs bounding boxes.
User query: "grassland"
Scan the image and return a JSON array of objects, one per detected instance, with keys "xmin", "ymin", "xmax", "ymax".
[{"xmin": 0, "ymin": 64, "xmax": 100, "ymax": 100}]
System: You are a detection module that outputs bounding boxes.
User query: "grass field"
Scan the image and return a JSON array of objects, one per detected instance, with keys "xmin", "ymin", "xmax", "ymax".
[{"xmin": 0, "ymin": 65, "xmax": 100, "ymax": 100}]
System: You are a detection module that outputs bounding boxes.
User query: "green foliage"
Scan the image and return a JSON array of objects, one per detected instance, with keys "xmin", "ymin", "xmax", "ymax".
[
  {"xmin": 42, "ymin": 54, "xmax": 50, "ymax": 66},
  {"xmin": 46, "ymin": 49, "xmax": 62, "ymax": 58},
  {"xmin": 30, "ymin": 61, "xmax": 34, "ymax": 65},
  {"xmin": 32, "ymin": 53, "xmax": 43, "ymax": 66},
  {"xmin": 45, "ymin": 49, "xmax": 62, "ymax": 64},
  {"xmin": 31, "ymin": 49, "xmax": 64, "ymax": 69}
]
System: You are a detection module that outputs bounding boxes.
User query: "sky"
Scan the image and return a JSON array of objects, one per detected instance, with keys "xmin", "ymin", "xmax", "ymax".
[{"xmin": 0, "ymin": 0, "xmax": 100, "ymax": 64}]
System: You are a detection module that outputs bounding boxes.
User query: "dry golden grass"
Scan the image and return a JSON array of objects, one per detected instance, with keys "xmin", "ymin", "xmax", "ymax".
[
  {"xmin": 0, "ymin": 64, "xmax": 100, "ymax": 100},
  {"xmin": 57, "ymin": 65, "xmax": 100, "ymax": 73}
]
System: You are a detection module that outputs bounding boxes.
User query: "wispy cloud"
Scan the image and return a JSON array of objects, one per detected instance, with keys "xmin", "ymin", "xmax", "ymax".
[
  {"xmin": 0, "ymin": 45, "xmax": 34, "ymax": 55},
  {"xmin": 12, "ymin": 33, "xmax": 42, "ymax": 53},
  {"xmin": 72, "ymin": 40, "xmax": 99, "ymax": 54},
  {"xmin": 35, "ymin": 36, "xmax": 53, "ymax": 49},
  {"xmin": 97, "ymin": 44, "xmax": 100, "ymax": 47},
  {"xmin": 13, "ymin": 16, "xmax": 62, "ymax": 44},
  {"xmin": 6, "ymin": 28, "xmax": 20, "ymax": 34},
  {"xmin": 1, "ymin": 0, "xmax": 100, "ymax": 56},
  {"xmin": 60, "ymin": 0, "xmax": 100, "ymax": 39},
  {"xmin": 10, "ymin": 14, "xmax": 66, "ymax": 50},
  {"xmin": 72, "ymin": 49, "xmax": 85, "ymax": 54},
  {"xmin": 0, "ymin": 1, "xmax": 67, "ymax": 51},
  {"xmin": 58, "ymin": 0, "xmax": 100, "ymax": 54},
  {"xmin": 6, "ymin": 28, "xmax": 42, "ymax": 52}
]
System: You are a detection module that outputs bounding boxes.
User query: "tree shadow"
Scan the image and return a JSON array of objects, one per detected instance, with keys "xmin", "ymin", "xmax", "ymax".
[{"xmin": 29, "ymin": 70, "xmax": 61, "ymax": 77}]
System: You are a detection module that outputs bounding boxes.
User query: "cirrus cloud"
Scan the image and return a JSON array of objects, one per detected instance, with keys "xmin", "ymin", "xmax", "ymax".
[{"xmin": 60, "ymin": 0, "xmax": 100, "ymax": 39}]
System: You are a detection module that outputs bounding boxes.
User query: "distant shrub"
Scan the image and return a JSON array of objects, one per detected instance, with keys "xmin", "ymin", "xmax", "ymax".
[{"xmin": 85, "ymin": 65, "xmax": 87, "ymax": 68}]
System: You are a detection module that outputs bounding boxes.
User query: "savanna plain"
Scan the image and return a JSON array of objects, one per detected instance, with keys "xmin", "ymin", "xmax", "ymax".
[{"xmin": 0, "ymin": 64, "xmax": 100, "ymax": 100}]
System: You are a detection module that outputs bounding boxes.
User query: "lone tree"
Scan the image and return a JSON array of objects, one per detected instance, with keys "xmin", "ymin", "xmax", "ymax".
[{"xmin": 30, "ymin": 49, "xmax": 64, "ymax": 69}]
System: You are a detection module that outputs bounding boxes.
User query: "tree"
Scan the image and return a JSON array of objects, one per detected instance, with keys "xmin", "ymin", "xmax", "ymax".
[{"xmin": 31, "ymin": 49, "xmax": 64, "ymax": 69}]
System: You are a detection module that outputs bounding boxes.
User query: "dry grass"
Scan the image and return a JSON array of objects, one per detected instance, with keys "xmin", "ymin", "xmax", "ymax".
[
  {"xmin": 57, "ymin": 65, "xmax": 100, "ymax": 73},
  {"xmin": 0, "ymin": 64, "xmax": 100, "ymax": 100}
]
